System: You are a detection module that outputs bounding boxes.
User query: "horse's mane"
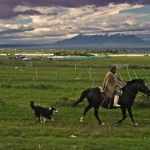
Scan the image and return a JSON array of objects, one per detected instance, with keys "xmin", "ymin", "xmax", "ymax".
[
  {"xmin": 121, "ymin": 79, "xmax": 144, "ymax": 91},
  {"xmin": 126, "ymin": 78, "xmax": 144, "ymax": 86}
]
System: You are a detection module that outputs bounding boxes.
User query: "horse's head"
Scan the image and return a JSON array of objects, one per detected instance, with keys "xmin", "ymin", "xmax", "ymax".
[
  {"xmin": 126, "ymin": 79, "xmax": 150, "ymax": 97},
  {"xmin": 137, "ymin": 79, "xmax": 150, "ymax": 97}
]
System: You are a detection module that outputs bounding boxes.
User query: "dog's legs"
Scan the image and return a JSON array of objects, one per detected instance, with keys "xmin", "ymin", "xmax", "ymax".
[
  {"xmin": 43, "ymin": 118, "xmax": 47, "ymax": 123},
  {"xmin": 38, "ymin": 117, "xmax": 41, "ymax": 122},
  {"xmin": 40, "ymin": 116, "xmax": 46, "ymax": 123},
  {"xmin": 51, "ymin": 118, "xmax": 54, "ymax": 122},
  {"xmin": 40, "ymin": 116, "xmax": 43, "ymax": 123}
]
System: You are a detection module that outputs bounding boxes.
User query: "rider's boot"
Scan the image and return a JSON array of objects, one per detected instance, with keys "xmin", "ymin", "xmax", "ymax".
[{"xmin": 113, "ymin": 95, "xmax": 121, "ymax": 107}]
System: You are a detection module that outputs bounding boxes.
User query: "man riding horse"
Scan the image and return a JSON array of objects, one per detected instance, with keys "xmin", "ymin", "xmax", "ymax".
[
  {"xmin": 101, "ymin": 66, "xmax": 126, "ymax": 107},
  {"xmin": 73, "ymin": 66, "xmax": 150, "ymax": 125}
]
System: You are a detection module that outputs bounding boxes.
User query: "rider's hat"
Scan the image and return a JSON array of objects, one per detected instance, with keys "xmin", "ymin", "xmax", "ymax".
[{"xmin": 110, "ymin": 66, "xmax": 117, "ymax": 71}]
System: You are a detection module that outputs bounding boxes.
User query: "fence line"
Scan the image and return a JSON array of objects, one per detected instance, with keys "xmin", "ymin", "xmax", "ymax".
[
  {"xmin": 132, "ymin": 70, "xmax": 138, "ymax": 79},
  {"xmin": 1, "ymin": 66, "xmax": 150, "ymax": 86}
]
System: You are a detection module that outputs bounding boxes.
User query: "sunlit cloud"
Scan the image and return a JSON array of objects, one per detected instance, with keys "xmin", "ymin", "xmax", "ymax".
[{"xmin": 0, "ymin": 1, "xmax": 149, "ymax": 43}]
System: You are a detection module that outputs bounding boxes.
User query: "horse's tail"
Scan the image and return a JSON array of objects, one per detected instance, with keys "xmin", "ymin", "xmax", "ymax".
[
  {"xmin": 30, "ymin": 101, "xmax": 35, "ymax": 110},
  {"xmin": 73, "ymin": 88, "xmax": 90, "ymax": 107}
]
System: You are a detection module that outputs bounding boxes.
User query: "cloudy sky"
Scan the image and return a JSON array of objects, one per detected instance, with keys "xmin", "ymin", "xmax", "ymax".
[{"xmin": 0, "ymin": 0, "xmax": 150, "ymax": 44}]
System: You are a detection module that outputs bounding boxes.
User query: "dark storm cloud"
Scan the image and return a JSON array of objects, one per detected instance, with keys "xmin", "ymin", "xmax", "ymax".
[
  {"xmin": 0, "ymin": 0, "xmax": 149, "ymax": 19},
  {"xmin": 0, "ymin": 27, "xmax": 34, "ymax": 35},
  {"xmin": 0, "ymin": 4, "xmax": 42, "ymax": 19},
  {"xmin": 18, "ymin": 10, "xmax": 42, "ymax": 16}
]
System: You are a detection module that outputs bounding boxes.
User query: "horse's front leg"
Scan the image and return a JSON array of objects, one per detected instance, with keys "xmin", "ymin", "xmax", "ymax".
[
  {"xmin": 94, "ymin": 107, "xmax": 105, "ymax": 125},
  {"xmin": 127, "ymin": 107, "xmax": 138, "ymax": 126},
  {"xmin": 116, "ymin": 107, "xmax": 126, "ymax": 124}
]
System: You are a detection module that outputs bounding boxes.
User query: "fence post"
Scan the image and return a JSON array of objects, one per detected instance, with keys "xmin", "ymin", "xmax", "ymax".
[
  {"xmin": 55, "ymin": 71, "xmax": 59, "ymax": 85},
  {"xmin": 14, "ymin": 67, "xmax": 18, "ymax": 79},
  {"xmin": 127, "ymin": 68, "xmax": 131, "ymax": 81},
  {"xmin": 75, "ymin": 63, "xmax": 76, "ymax": 70},
  {"xmin": 89, "ymin": 66, "xmax": 92, "ymax": 81},
  {"xmin": 14, "ymin": 68, "xmax": 17, "ymax": 79},
  {"xmin": 133, "ymin": 70, "xmax": 138, "ymax": 79},
  {"xmin": 36, "ymin": 65, "xmax": 38, "ymax": 81}
]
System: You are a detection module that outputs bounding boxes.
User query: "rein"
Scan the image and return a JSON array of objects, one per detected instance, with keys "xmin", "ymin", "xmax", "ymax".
[
  {"xmin": 126, "ymin": 87, "xmax": 137, "ymax": 96},
  {"xmin": 125, "ymin": 82, "xmax": 140, "ymax": 96},
  {"xmin": 126, "ymin": 82, "xmax": 149, "ymax": 96},
  {"xmin": 142, "ymin": 87, "xmax": 149, "ymax": 96}
]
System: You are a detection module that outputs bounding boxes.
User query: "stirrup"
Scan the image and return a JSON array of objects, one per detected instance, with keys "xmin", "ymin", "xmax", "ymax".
[{"xmin": 114, "ymin": 104, "xmax": 121, "ymax": 107}]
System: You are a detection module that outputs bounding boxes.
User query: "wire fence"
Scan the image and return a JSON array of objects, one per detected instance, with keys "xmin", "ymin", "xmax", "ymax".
[{"xmin": 0, "ymin": 64, "xmax": 150, "ymax": 89}]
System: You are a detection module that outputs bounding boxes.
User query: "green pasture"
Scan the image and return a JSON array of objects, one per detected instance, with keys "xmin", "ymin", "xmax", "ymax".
[{"xmin": 0, "ymin": 56, "xmax": 150, "ymax": 149}]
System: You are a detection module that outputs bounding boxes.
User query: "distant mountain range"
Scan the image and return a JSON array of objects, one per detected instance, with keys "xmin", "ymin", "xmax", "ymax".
[
  {"xmin": 52, "ymin": 33, "xmax": 150, "ymax": 49},
  {"xmin": 0, "ymin": 34, "xmax": 150, "ymax": 50},
  {"xmin": 54, "ymin": 33, "xmax": 145, "ymax": 45}
]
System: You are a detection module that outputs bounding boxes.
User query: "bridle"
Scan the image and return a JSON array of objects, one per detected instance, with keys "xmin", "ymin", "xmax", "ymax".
[
  {"xmin": 138, "ymin": 82, "xmax": 150, "ymax": 96},
  {"xmin": 141, "ymin": 86, "xmax": 150, "ymax": 96},
  {"xmin": 126, "ymin": 82, "xmax": 149, "ymax": 96}
]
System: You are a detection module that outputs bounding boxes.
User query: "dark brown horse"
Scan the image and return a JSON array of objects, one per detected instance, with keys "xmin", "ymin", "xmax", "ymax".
[{"xmin": 73, "ymin": 79, "xmax": 150, "ymax": 126}]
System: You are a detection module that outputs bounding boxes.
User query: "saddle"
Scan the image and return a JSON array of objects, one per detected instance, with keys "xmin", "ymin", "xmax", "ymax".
[
  {"xmin": 101, "ymin": 92, "xmax": 109, "ymax": 100},
  {"xmin": 99, "ymin": 87, "xmax": 109, "ymax": 99},
  {"xmin": 99, "ymin": 87, "xmax": 123, "ymax": 99},
  {"xmin": 99, "ymin": 87, "xmax": 123, "ymax": 108}
]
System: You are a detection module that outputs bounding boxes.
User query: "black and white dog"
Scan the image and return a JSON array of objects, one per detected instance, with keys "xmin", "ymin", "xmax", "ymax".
[{"xmin": 30, "ymin": 101, "xmax": 58, "ymax": 123}]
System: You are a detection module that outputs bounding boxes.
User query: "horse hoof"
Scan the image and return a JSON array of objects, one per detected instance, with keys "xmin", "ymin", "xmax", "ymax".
[
  {"xmin": 114, "ymin": 121, "xmax": 119, "ymax": 124},
  {"xmin": 134, "ymin": 122, "xmax": 138, "ymax": 126},
  {"xmin": 79, "ymin": 118, "xmax": 84, "ymax": 122},
  {"xmin": 101, "ymin": 122, "xmax": 105, "ymax": 126}
]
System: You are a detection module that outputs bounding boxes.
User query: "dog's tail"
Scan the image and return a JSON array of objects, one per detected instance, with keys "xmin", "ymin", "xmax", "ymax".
[{"xmin": 30, "ymin": 101, "xmax": 35, "ymax": 110}]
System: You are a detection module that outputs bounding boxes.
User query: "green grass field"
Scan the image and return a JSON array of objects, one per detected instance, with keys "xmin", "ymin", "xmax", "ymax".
[{"xmin": 0, "ymin": 55, "xmax": 150, "ymax": 149}]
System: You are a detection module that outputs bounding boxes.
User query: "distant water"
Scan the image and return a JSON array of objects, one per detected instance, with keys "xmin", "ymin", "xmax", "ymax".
[
  {"xmin": 108, "ymin": 47, "xmax": 150, "ymax": 52},
  {"xmin": 0, "ymin": 45, "xmax": 150, "ymax": 52}
]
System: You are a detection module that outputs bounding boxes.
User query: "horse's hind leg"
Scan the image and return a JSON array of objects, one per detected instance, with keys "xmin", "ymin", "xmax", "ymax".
[
  {"xmin": 80, "ymin": 104, "xmax": 92, "ymax": 122},
  {"xmin": 94, "ymin": 108, "xmax": 104, "ymax": 125}
]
